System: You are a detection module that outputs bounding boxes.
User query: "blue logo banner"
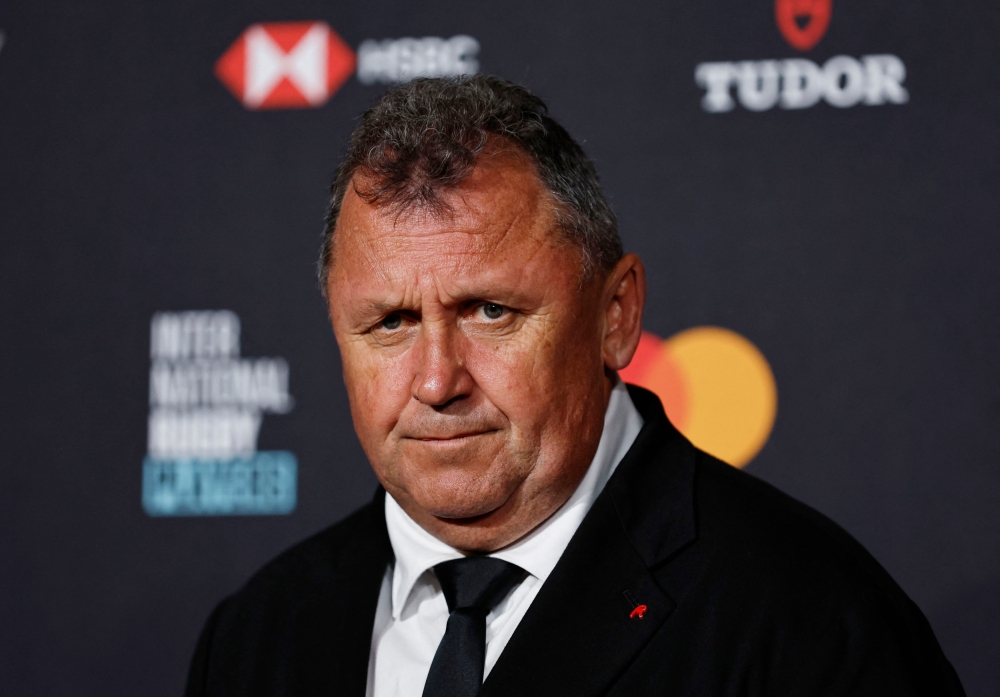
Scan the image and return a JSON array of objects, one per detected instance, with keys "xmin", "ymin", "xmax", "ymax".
[{"xmin": 142, "ymin": 451, "xmax": 297, "ymax": 516}]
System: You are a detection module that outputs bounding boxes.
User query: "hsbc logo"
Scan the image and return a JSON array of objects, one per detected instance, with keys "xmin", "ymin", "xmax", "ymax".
[
  {"xmin": 215, "ymin": 22, "xmax": 480, "ymax": 110},
  {"xmin": 357, "ymin": 36, "xmax": 479, "ymax": 85},
  {"xmin": 694, "ymin": 1, "xmax": 908, "ymax": 113},
  {"xmin": 216, "ymin": 23, "xmax": 355, "ymax": 109}
]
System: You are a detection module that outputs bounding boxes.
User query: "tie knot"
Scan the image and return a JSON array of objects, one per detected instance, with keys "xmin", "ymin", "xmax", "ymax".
[{"xmin": 433, "ymin": 557, "xmax": 525, "ymax": 614}]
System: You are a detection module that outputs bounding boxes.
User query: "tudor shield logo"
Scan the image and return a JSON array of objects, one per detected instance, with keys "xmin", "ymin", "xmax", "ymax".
[{"xmin": 775, "ymin": 0, "xmax": 832, "ymax": 51}]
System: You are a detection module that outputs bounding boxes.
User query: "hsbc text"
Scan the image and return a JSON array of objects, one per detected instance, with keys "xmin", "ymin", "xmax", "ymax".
[
  {"xmin": 357, "ymin": 35, "xmax": 479, "ymax": 85},
  {"xmin": 695, "ymin": 55, "xmax": 908, "ymax": 113}
]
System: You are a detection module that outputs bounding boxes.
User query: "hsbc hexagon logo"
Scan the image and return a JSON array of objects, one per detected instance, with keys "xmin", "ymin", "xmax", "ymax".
[
  {"xmin": 215, "ymin": 23, "xmax": 481, "ymax": 111},
  {"xmin": 775, "ymin": 0, "xmax": 832, "ymax": 51},
  {"xmin": 215, "ymin": 22, "xmax": 356, "ymax": 110}
]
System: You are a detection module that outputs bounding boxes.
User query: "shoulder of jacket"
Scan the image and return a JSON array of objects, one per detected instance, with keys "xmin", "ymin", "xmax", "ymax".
[
  {"xmin": 690, "ymin": 453, "xmax": 907, "ymax": 603},
  {"xmin": 226, "ymin": 497, "xmax": 385, "ymax": 609}
]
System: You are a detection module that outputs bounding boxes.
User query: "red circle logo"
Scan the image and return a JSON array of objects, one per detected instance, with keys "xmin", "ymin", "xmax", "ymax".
[{"xmin": 620, "ymin": 328, "xmax": 778, "ymax": 468}]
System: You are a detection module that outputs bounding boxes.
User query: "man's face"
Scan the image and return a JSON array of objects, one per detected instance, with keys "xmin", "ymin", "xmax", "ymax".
[{"xmin": 328, "ymin": 151, "xmax": 629, "ymax": 552}]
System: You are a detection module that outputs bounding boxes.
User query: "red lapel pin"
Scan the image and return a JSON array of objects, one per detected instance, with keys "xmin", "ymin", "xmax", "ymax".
[
  {"xmin": 623, "ymin": 590, "xmax": 648, "ymax": 619},
  {"xmin": 629, "ymin": 604, "xmax": 648, "ymax": 619}
]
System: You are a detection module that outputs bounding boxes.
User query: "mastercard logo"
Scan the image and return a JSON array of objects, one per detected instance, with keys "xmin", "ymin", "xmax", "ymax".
[{"xmin": 619, "ymin": 327, "xmax": 778, "ymax": 468}]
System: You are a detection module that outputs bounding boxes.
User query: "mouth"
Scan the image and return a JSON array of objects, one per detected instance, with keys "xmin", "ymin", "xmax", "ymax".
[{"xmin": 405, "ymin": 429, "xmax": 500, "ymax": 443}]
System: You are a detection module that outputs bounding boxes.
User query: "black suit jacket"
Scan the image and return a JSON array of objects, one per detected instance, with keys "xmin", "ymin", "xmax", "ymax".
[{"xmin": 185, "ymin": 386, "xmax": 964, "ymax": 696}]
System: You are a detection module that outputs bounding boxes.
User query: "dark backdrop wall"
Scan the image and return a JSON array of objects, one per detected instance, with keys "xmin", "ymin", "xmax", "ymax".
[{"xmin": 1, "ymin": 1, "xmax": 998, "ymax": 695}]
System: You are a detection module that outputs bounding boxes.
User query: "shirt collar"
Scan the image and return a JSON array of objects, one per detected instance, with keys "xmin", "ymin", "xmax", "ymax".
[{"xmin": 384, "ymin": 380, "xmax": 644, "ymax": 620}]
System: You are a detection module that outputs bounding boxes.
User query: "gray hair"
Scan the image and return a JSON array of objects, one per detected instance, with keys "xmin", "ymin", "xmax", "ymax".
[{"xmin": 318, "ymin": 75, "xmax": 622, "ymax": 296}]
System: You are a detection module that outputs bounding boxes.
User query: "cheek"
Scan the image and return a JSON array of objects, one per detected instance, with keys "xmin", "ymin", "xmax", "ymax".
[
  {"xmin": 464, "ymin": 315, "xmax": 602, "ymax": 424},
  {"xmin": 340, "ymin": 340, "xmax": 410, "ymax": 441},
  {"xmin": 463, "ymin": 329, "xmax": 545, "ymax": 412}
]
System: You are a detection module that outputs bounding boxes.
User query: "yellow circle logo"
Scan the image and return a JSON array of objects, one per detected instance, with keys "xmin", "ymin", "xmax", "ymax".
[{"xmin": 619, "ymin": 327, "xmax": 778, "ymax": 468}]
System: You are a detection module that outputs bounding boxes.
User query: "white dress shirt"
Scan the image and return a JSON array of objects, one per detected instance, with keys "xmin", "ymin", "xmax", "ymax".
[{"xmin": 366, "ymin": 381, "xmax": 644, "ymax": 697}]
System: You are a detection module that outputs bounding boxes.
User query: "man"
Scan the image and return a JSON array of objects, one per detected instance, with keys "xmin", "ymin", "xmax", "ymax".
[{"xmin": 185, "ymin": 76, "xmax": 964, "ymax": 696}]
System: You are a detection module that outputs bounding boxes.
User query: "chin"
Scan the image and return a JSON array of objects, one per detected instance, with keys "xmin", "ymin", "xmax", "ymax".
[
  {"xmin": 408, "ymin": 466, "xmax": 523, "ymax": 521},
  {"xmin": 417, "ymin": 483, "xmax": 513, "ymax": 521},
  {"xmin": 430, "ymin": 498, "xmax": 543, "ymax": 553},
  {"xmin": 387, "ymin": 441, "xmax": 523, "ymax": 515}
]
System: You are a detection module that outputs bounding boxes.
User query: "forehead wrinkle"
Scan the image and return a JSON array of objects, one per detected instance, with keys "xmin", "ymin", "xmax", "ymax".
[
  {"xmin": 331, "ymin": 153, "xmax": 581, "ymax": 315},
  {"xmin": 342, "ymin": 157, "xmax": 554, "ymax": 267},
  {"xmin": 346, "ymin": 210, "xmax": 570, "ymax": 303},
  {"xmin": 362, "ymin": 208, "xmax": 496, "ymax": 257},
  {"xmin": 432, "ymin": 244, "xmax": 567, "ymax": 310},
  {"xmin": 358, "ymin": 223, "xmax": 533, "ymax": 280}
]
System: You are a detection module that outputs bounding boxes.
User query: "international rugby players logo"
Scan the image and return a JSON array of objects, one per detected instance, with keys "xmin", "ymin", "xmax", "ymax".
[{"xmin": 775, "ymin": 0, "xmax": 832, "ymax": 51}]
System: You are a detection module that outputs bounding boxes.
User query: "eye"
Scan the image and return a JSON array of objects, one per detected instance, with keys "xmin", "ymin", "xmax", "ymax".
[
  {"xmin": 380, "ymin": 313, "xmax": 403, "ymax": 330},
  {"xmin": 481, "ymin": 303, "xmax": 505, "ymax": 320}
]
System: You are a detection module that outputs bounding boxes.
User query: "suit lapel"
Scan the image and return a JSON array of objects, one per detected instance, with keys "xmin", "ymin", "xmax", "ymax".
[
  {"xmin": 288, "ymin": 489, "xmax": 393, "ymax": 697},
  {"xmin": 479, "ymin": 493, "xmax": 673, "ymax": 697},
  {"xmin": 480, "ymin": 386, "xmax": 698, "ymax": 697}
]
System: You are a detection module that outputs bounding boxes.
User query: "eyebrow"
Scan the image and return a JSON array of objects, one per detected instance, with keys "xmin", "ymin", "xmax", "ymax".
[
  {"xmin": 346, "ymin": 284, "xmax": 539, "ymax": 323},
  {"xmin": 343, "ymin": 299, "xmax": 404, "ymax": 324},
  {"xmin": 360, "ymin": 300, "xmax": 400, "ymax": 315},
  {"xmin": 358, "ymin": 288, "xmax": 526, "ymax": 316}
]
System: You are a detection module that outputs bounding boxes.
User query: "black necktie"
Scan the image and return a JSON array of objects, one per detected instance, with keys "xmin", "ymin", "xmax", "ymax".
[{"xmin": 421, "ymin": 557, "xmax": 525, "ymax": 697}]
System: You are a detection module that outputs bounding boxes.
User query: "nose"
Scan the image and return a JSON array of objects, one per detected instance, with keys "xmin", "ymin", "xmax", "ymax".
[{"xmin": 412, "ymin": 323, "xmax": 474, "ymax": 409}]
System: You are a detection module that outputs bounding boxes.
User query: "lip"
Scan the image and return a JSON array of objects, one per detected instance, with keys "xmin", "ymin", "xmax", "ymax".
[{"xmin": 405, "ymin": 430, "xmax": 498, "ymax": 442}]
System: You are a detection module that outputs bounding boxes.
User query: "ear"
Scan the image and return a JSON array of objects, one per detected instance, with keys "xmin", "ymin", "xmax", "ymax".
[{"xmin": 601, "ymin": 253, "xmax": 647, "ymax": 372}]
